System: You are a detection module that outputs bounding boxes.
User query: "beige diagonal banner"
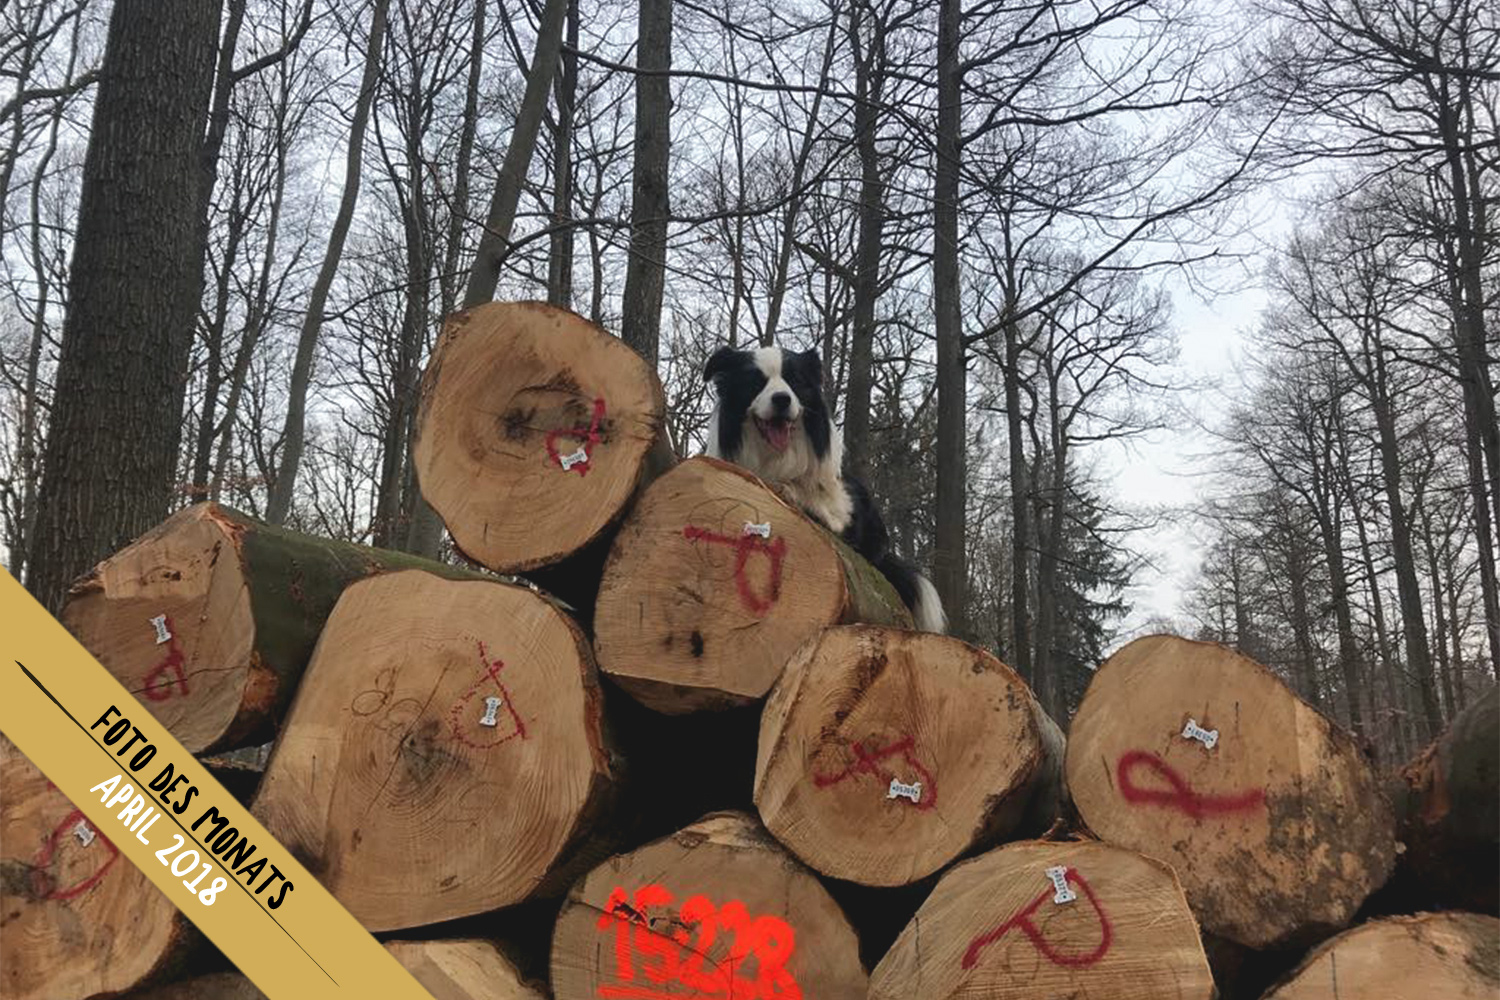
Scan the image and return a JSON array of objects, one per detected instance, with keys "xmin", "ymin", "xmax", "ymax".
[{"xmin": 0, "ymin": 565, "xmax": 436, "ymax": 999}]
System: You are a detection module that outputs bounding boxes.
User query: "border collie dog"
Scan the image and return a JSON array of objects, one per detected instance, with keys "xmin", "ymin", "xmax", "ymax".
[{"xmin": 704, "ymin": 345, "xmax": 948, "ymax": 633}]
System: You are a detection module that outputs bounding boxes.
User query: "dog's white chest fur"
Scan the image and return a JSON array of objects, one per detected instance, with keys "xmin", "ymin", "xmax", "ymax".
[{"xmin": 706, "ymin": 402, "xmax": 854, "ymax": 533}]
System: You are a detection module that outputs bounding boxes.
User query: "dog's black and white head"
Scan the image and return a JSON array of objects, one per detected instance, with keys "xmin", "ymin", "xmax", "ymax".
[
  {"xmin": 702, "ymin": 345, "xmax": 852, "ymax": 532},
  {"xmin": 701, "ymin": 344, "xmax": 948, "ymax": 634}
]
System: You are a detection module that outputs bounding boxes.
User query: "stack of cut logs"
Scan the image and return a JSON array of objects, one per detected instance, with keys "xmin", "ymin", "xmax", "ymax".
[{"xmin": 3, "ymin": 302, "xmax": 1495, "ymax": 1000}]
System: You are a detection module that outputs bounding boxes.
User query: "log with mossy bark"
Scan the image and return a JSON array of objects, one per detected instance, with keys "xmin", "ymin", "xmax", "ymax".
[
  {"xmin": 251, "ymin": 569, "xmax": 619, "ymax": 932},
  {"xmin": 1, "ymin": 738, "xmax": 191, "ymax": 1000},
  {"xmin": 593, "ymin": 456, "xmax": 912, "ymax": 713},
  {"xmin": 61, "ymin": 502, "xmax": 509, "ymax": 754},
  {"xmin": 1065, "ymin": 634, "xmax": 1396, "ymax": 950},
  {"xmin": 755, "ymin": 625, "xmax": 1063, "ymax": 886},
  {"xmin": 413, "ymin": 300, "xmax": 674, "ymax": 577},
  {"xmin": 1388, "ymin": 684, "xmax": 1498, "ymax": 914}
]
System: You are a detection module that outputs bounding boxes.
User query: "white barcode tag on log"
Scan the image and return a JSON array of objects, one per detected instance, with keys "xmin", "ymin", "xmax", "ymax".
[
  {"xmin": 73, "ymin": 821, "xmax": 96, "ymax": 847},
  {"xmin": 887, "ymin": 778, "xmax": 922, "ymax": 804},
  {"xmin": 478, "ymin": 696, "xmax": 503, "ymax": 727},
  {"xmin": 149, "ymin": 614, "xmax": 171, "ymax": 645},
  {"xmin": 559, "ymin": 448, "xmax": 589, "ymax": 471},
  {"xmin": 1181, "ymin": 718, "xmax": 1219, "ymax": 750},
  {"xmin": 742, "ymin": 521, "xmax": 772, "ymax": 539},
  {"xmin": 1044, "ymin": 866, "xmax": 1076, "ymax": 904}
]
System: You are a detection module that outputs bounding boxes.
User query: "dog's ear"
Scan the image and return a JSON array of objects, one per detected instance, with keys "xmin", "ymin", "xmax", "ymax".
[
  {"xmin": 798, "ymin": 348, "xmax": 823, "ymax": 386},
  {"xmin": 704, "ymin": 346, "xmax": 739, "ymax": 385}
]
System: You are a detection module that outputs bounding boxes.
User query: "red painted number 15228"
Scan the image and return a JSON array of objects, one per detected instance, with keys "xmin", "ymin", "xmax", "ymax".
[{"xmin": 596, "ymin": 884, "xmax": 802, "ymax": 1000}]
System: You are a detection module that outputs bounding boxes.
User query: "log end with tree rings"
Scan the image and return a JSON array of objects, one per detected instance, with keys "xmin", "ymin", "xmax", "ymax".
[
  {"xmin": 549, "ymin": 811, "xmax": 868, "ymax": 1000},
  {"xmin": 869, "ymin": 839, "xmax": 1215, "ymax": 1000},
  {"xmin": 413, "ymin": 301, "xmax": 668, "ymax": 574},
  {"xmin": 593, "ymin": 457, "xmax": 912, "ymax": 714},
  {"xmin": 0, "ymin": 738, "xmax": 188, "ymax": 1000},
  {"xmin": 61, "ymin": 504, "xmax": 264, "ymax": 755},
  {"xmin": 251, "ymin": 570, "xmax": 616, "ymax": 932},
  {"xmin": 1261, "ymin": 912, "xmax": 1500, "ymax": 1000},
  {"xmin": 754, "ymin": 625, "xmax": 1062, "ymax": 886},
  {"xmin": 1065, "ymin": 634, "xmax": 1396, "ymax": 950}
]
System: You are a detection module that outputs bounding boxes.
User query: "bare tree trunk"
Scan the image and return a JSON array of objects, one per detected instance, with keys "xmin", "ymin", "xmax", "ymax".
[
  {"xmin": 619, "ymin": 0, "xmax": 673, "ymax": 363},
  {"xmin": 841, "ymin": 2, "xmax": 884, "ymax": 476},
  {"xmin": 1368, "ymin": 348, "xmax": 1443, "ymax": 740},
  {"xmin": 212, "ymin": 116, "xmax": 289, "ymax": 504},
  {"xmin": 462, "ymin": 0, "xmax": 570, "ymax": 308},
  {"xmin": 547, "ymin": 0, "xmax": 578, "ymax": 308},
  {"xmin": 26, "ymin": 0, "xmax": 221, "ymax": 612},
  {"xmin": 1314, "ymin": 401, "xmax": 1366, "ymax": 735},
  {"xmin": 12, "ymin": 88, "xmax": 68, "ymax": 583},
  {"xmin": 1002, "ymin": 314, "xmax": 1032, "ymax": 680},
  {"xmin": 405, "ymin": 0, "xmax": 490, "ymax": 559},
  {"xmin": 932, "ymin": 0, "xmax": 967, "ymax": 635},
  {"xmin": 1349, "ymin": 474, "xmax": 1410, "ymax": 760},
  {"xmin": 375, "ymin": 128, "xmax": 431, "ymax": 549},
  {"xmin": 264, "ymin": 0, "xmax": 390, "ymax": 525}
]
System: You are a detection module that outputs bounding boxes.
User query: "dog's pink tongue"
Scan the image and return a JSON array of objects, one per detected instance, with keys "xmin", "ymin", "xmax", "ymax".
[{"xmin": 763, "ymin": 420, "xmax": 792, "ymax": 452}]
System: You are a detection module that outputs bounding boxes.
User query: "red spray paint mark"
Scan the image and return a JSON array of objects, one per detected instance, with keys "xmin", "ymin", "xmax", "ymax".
[
  {"xmin": 30, "ymin": 810, "xmax": 121, "ymax": 901},
  {"xmin": 141, "ymin": 621, "xmax": 189, "ymax": 701},
  {"xmin": 545, "ymin": 396, "xmax": 607, "ymax": 476},
  {"xmin": 596, "ymin": 883, "xmax": 801, "ymax": 1000},
  {"xmin": 810, "ymin": 736, "xmax": 938, "ymax": 811},
  {"xmin": 1116, "ymin": 750, "xmax": 1265, "ymax": 819},
  {"xmin": 682, "ymin": 526, "xmax": 788, "ymax": 616},
  {"xmin": 962, "ymin": 867, "xmax": 1112, "ymax": 971},
  {"xmin": 448, "ymin": 640, "xmax": 528, "ymax": 750}
]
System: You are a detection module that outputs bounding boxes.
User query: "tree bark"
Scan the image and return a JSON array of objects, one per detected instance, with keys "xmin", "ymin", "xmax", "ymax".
[
  {"xmin": 1388, "ymin": 685, "xmax": 1498, "ymax": 914},
  {"xmin": 618, "ymin": 0, "xmax": 673, "ymax": 363},
  {"xmin": 264, "ymin": 0, "xmax": 390, "ymax": 525},
  {"xmin": 25, "ymin": 0, "xmax": 221, "ymax": 612},
  {"xmin": 932, "ymin": 0, "xmax": 967, "ymax": 635}
]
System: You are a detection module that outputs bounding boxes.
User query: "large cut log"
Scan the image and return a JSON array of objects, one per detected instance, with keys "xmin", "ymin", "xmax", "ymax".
[
  {"xmin": 1260, "ymin": 912, "xmax": 1500, "ymax": 999},
  {"xmin": 755, "ymin": 625, "xmax": 1062, "ymax": 885},
  {"xmin": 1066, "ymin": 634, "xmax": 1395, "ymax": 949},
  {"xmin": 61, "ymin": 502, "xmax": 489, "ymax": 754},
  {"xmin": 385, "ymin": 939, "xmax": 547, "ymax": 1000},
  {"xmin": 252, "ymin": 569, "xmax": 618, "ymax": 932},
  {"xmin": 1389, "ymin": 685, "xmax": 1498, "ymax": 914},
  {"xmin": 118, "ymin": 973, "xmax": 265, "ymax": 1000},
  {"xmin": 594, "ymin": 457, "xmax": 912, "ymax": 713},
  {"xmin": 551, "ymin": 811, "xmax": 867, "ymax": 1000},
  {"xmin": 870, "ymin": 839, "xmax": 1214, "ymax": 1000},
  {"xmin": 121, "ymin": 941, "xmax": 546, "ymax": 1000},
  {"xmin": 414, "ymin": 300, "xmax": 671, "ymax": 574},
  {"xmin": 1, "ymin": 738, "xmax": 189, "ymax": 1000}
]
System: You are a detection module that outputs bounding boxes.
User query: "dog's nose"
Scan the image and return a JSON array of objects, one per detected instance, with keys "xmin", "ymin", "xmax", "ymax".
[{"xmin": 771, "ymin": 392, "xmax": 792, "ymax": 414}]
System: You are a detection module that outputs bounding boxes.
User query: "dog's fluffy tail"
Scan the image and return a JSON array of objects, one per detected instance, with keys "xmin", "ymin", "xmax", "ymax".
[{"xmin": 876, "ymin": 553, "xmax": 949, "ymax": 634}]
